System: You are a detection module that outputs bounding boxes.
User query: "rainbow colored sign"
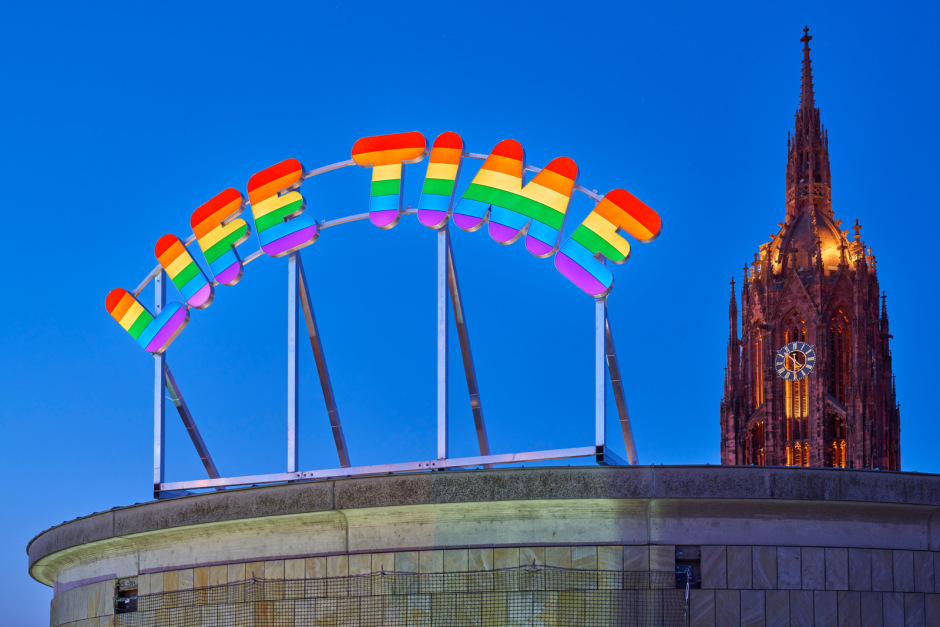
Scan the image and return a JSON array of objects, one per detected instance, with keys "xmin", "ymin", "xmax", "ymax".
[
  {"xmin": 555, "ymin": 189, "xmax": 662, "ymax": 298},
  {"xmin": 352, "ymin": 132, "xmax": 429, "ymax": 229},
  {"xmin": 454, "ymin": 139, "xmax": 578, "ymax": 258},
  {"xmin": 248, "ymin": 159, "xmax": 318, "ymax": 257},
  {"xmin": 418, "ymin": 132, "xmax": 464, "ymax": 229},
  {"xmin": 108, "ymin": 132, "xmax": 661, "ymax": 354},
  {"xmin": 190, "ymin": 188, "xmax": 250, "ymax": 286},
  {"xmin": 155, "ymin": 235, "xmax": 214, "ymax": 309},
  {"xmin": 106, "ymin": 289, "xmax": 189, "ymax": 354}
]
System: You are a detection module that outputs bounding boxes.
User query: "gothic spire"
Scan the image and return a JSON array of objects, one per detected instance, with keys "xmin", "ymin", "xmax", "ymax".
[
  {"xmin": 722, "ymin": 26, "xmax": 901, "ymax": 472},
  {"xmin": 800, "ymin": 26, "xmax": 815, "ymax": 111},
  {"xmin": 881, "ymin": 292, "xmax": 890, "ymax": 335},
  {"xmin": 729, "ymin": 277, "xmax": 738, "ymax": 340},
  {"xmin": 786, "ymin": 27, "xmax": 832, "ymax": 219}
]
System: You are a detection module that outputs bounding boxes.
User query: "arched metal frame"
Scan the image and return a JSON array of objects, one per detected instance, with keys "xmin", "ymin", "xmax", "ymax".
[{"xmin": 137, "ymin": 154, "xmax": 640, "ymax": 499}]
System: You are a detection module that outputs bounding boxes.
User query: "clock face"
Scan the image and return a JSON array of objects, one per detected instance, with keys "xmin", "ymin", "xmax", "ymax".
[{"xmin": 775, "ymin": 341, "xmax": 817, "ymax": 381}]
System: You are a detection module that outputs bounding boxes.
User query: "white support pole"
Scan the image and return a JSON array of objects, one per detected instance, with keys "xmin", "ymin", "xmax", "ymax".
[
  {"xmin": 595, "ymin": 298, "xmax": 607, "ymax": 454},
  {"xmin": 154, "ymin": 270, "xmax": 167, "ymax": 499},
  {"xmin": 287, "ymin": 253, "xmax": 300, "ymax": 473},
  {"xmin": 437, "ymin": 228, "xmax": 449, "ymax": 460}
]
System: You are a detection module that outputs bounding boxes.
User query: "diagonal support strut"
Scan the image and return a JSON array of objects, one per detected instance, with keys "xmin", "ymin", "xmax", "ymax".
[
  {"xmin": 604, "ymin": 308, "xmax": 639, "ymax": 465},
  {"xmin": 164, "ymin": 363, "xmax": 222, "ymax": 482},
  {"xmin": 445, "ymin": 227, "xmax": 491, "ymax": 462},
  {"xmin": 297, "ymin": 254, "xmax": 350, "ymax": 468}
]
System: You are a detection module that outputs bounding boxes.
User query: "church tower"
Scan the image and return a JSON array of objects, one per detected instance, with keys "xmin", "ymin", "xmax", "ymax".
[{"xmin": 720, "ymin": 28, "xmax": 900, "ymax": 470}]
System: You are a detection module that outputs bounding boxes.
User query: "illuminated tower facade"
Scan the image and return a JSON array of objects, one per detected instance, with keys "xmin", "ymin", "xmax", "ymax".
[{"xmin": 720, "ymin": 29, "xmax": 900, "ymax": 470}]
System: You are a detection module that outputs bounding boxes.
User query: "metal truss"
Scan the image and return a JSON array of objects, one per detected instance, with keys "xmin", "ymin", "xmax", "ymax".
[{"xmin": 143, "ymin": 155, "xmax": 638, "ymax": 498}]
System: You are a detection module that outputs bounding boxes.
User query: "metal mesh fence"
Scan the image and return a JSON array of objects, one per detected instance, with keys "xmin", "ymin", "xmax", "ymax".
[{"xmin": 116, "ymin": 566, "xmax": 687, "ymax": 626}]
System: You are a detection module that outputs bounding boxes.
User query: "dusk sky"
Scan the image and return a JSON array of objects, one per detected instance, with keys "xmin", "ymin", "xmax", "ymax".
[{"xmin": 3, "ymin": 1, "xmax": 939, "ymax": 623}]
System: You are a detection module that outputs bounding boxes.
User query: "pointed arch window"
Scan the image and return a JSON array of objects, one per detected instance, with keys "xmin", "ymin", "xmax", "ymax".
[
  {"xmin": 784, "ymin": 311, "xmax": 810, "ymax": 467},
  {"xmin": 828, "ymin": 307, "xmax": 850, "ymax": 405},
  {"xmin": 831, "ymin": 416, "xmax": 846, "ymax": 468}
]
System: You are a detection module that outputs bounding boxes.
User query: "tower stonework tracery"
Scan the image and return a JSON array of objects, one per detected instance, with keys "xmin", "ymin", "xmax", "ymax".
[{"xmin": 720, "ymin": 28, "xmax": 900, "ymax": 470}]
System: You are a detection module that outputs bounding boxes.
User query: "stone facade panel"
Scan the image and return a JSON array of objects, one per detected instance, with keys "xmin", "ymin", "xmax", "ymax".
[
  {"xmin": 419, "ymin": 549, "xmax": 444, "ymax": 573},
  {"xmin": 327, "ymin": 554, "xmax": 348, "ymax": 578},
  {"xmin": 305, "ymin": 556, "xmax": 326, "ymax": 579},
  {"xmin": 826, "ymin": 548, "xmax": 848, "ymax": 590},
  {"xmin": 571, "ymin": 546, "xmax": 597, "ymax": 570},
  {"xmin": 597, "ymin": 545, "xmax": 623, "ymax": 571},
  {"xmin": 837, "ymin": 590, "xmax": 860, "ymax": 627},
  {"xmin": 493, "ymin": 547, "xmax": 519, "ymax": 570},
  {"xmin": 137, "ymin": 573, "xmax": 150, "ymax": 597},
  {"xmin": 263, "ymin": 560, "xmax": 284, "ymax": 581},
  {"xmin": 443, "ymin": 549, "xmax": 468, "ymax": 572},
  {"xmin": 814, "ymin": 590, "xmax": 837, "ymax": 625},
  {"xmin": 623, "ymin": 545, "xmax": 649, "ymax": 571},
  {"xmin": 702, "ymin": 545, "xmax": 727, "ymax": 589},
  {"xmin": 348, "ymin": 553, "xmax": 370, "ymax": 576},
  {"xmin": 394, "ymin": 551, "xmax": 417, "ymax": 574},
  {"xmin": 469, "ymin": 548, "xmax": 493, "ymax": 572},
  {"xmin": 765, "ymin": 590, "xmax": 789, "ymax": 627},
  {"xmin": 849, "ymin": 549, "xmax": 871, "ymax": 591},
  {"xmin": 371, "ymin": 552, "xmax": 393, "ymax": 574},
  {"xmin": 894, "ymin": 550, "xmax": 914, "ymax": 593},
  {"xmin": 925, "ymin": 593, "xmax": 940, "ymax": 626},
  {"xmin": 519, "ymin": 546, "xmax": 544, "ymax": 567},
  {"xmin": 883, "ymin": 592, "xmax": 904, "ymax": 625},
  {"xmin": 790, "ymin": 590, "xmax": 814, "ymax": 625},
  {"xmin": 802, "ymin": 548, "xmax": 825, "ymax": 590},
  {"xmin": 871, "ymin": 550, "xmax": 893, "ymax": 591},
  {"xmin": 246, "ymin": 560, "xmax": 264, "ymax": 580},
  {"xmin": 777, "ymin": 547, "xmax": 801, "ymax": 590},
  {"xmin": 716, "ymin": 589, "xmax": 741, "ymax": 626},
  {"xmin": 162, "ymin": 569, "xmax": 178, "ymax": 593},
  {"xmin": 903, "ymin": 592, "xmax": 924, "ymax": 626},
  {"xmin": 740, "ymin": 589, "xmax": 765, "ymax": 626},
  {"xmin": 913, "ymin": 551, "xmax": 933, "ymax": 593},
  {"xmin": 690, "ymin": 588, "xmax": 716, "ymax": 627},
  {"xmin": 753, "ymin": 546, "xmax": 777, "ymax": 590},
  {"xmin": 193, "ymin": 566, "xmax": 208, "ymax": 589},
  {"xmin": 546, "ymin": 546, "xmax": 572, "ymax": 569},
  {"xmin": 729, "ymin": 546, "xmax": 753, "ymax": 589},
  {"xmin": 859, "ymin": 591, "xmax": 883, "ymax": 627},
  {"xmin": 284, "ymin": 558, "xmax": 305, "ymax": 580}
]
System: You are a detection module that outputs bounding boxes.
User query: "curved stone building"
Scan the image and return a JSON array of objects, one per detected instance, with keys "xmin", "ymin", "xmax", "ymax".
[{"xmin": 28, "ymin": 466, "xmax": 940, "ymax": 625}]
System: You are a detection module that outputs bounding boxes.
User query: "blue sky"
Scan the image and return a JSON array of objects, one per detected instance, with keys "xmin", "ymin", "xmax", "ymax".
[{"xmin": 2, "ymin": 1, "xmax": 938, "ymax": 623}]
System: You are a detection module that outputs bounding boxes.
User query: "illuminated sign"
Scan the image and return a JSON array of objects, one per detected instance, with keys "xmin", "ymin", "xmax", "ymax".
[
  {"xmin": 352, "ymin": 131, "xmax": 429, "ymax": 229},
  {"xmin": 454, "ymin": 138, "xmax": 577, "ymax": 257},
  {"xmin": 107, "ymin": 132, "xmax": 661, "ymax": 354},
  {"xmin": 248, "ymin": 159, "xmax": 318, "ymax": 257},
  {"xmin": 190, "ymin": 188, "xmax": 250, "ymax": 285}
]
